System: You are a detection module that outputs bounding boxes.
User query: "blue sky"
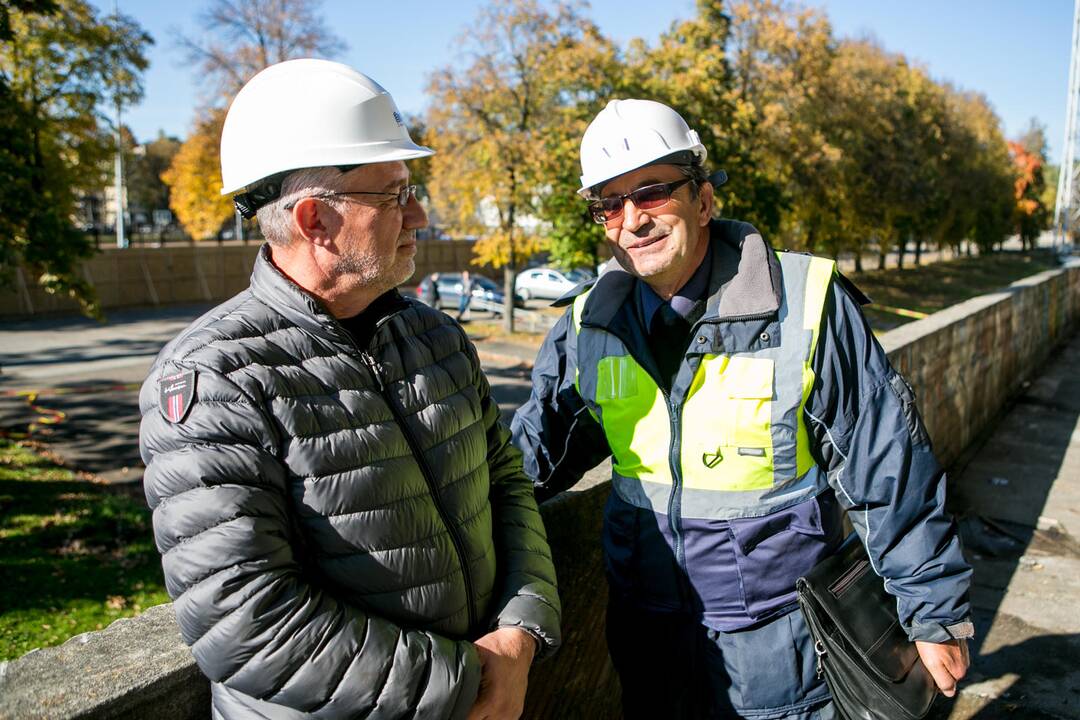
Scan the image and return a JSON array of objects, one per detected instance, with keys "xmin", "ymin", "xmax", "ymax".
[{"xmin": 92, "ymin": 0, "xmax": 1073, "ymax": 163}]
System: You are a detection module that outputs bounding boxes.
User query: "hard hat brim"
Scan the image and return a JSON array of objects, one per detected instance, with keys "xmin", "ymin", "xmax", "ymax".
[
  {"xmin": 221, "ymin": 141, "xmax": 435, "ymax": 196},
  {"xmin": 577, "ymin": 148, "xmax": 707, "ymax": 197}
]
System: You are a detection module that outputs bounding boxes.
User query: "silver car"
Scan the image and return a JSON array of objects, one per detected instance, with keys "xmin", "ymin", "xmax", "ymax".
[{"xmin": 514, "ymin": 267, "xmax": 594, "ymax": 301}]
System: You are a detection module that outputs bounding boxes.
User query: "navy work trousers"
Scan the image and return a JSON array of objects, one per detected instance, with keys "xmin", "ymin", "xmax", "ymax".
[{"xmin": 606, "ymin": 596, "xmax": 835, "ymax": 719}]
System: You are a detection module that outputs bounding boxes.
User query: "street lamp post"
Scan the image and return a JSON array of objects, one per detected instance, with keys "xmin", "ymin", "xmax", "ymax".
[
  {"xmin": 113, "ymin": 0, "xmax": 127, "ymax": 249},
  {"xmin": 114, "ymin": 94, "xmax": 127, "ymax": 249}
]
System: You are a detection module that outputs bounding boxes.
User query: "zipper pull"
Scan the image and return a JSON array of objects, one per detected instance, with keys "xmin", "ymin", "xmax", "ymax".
[
  {"xmin": 814, "ymin": 640, "xmax": 827, "ymax": 678},
  {"xmin": 361, "ymin": 352, "xmax": 386, "ymax": 391}
]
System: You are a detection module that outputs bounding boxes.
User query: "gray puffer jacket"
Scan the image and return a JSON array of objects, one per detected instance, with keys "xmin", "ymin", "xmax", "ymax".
[{"xmin": 139, "ymin": 246, "xmax": 561, "ymax": 720}]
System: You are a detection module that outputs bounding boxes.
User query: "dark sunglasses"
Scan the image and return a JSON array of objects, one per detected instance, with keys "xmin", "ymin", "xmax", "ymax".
[{"xmin": 588, "ymin": 177, "xmax": 693, "ymax": 225}]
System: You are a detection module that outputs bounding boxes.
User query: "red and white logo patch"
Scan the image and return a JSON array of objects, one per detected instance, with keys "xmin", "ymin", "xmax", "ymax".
[{"xmin": 159, "ymin": 368, "xmax": 197, "ymax": 424}]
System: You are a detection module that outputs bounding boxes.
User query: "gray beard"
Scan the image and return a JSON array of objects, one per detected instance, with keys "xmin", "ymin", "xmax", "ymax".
[{"xmin": 331, "ymin": 248, "xmax": 414, "ymax": 294}]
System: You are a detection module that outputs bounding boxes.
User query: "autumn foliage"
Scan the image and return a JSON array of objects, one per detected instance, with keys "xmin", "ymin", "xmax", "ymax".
[
  {"xmin": 161, "ymin": 110, "xmax": 233, "ymax": 241},
  {"xmin": 426, "ymin": 0, "xmax": 1048, "ymax": 276},
  {"xmin": 1008, "ymin": 131, "xmax": 1051, "ymax": 250}
]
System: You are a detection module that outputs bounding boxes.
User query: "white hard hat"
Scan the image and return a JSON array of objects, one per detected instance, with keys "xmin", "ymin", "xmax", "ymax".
[
  {"xmin": 578, "ymin": 99, "xmax": 707, "ymax": 195},
  {"xmin": 220, "ymin": 58, "xmax": 433, "ymax": 206}
]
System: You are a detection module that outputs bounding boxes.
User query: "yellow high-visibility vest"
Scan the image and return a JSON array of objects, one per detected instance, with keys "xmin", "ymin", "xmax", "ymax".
[{"xmin": 572, "ymin": 251, "xmax": 835, "ymax": 520}]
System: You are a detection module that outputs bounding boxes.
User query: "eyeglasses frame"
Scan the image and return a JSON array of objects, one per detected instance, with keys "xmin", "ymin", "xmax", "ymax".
[
  {"xmin": 284, "ymin": 184, "xmax": 419, "ymax": 211},
  {"xmin": 587, "ymin": 177, "xmax": 695, "ymax": 226}
]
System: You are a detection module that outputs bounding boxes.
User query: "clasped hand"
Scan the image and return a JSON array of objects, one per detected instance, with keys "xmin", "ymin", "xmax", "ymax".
[{"xmin": 466, "ymin": 627, "xmax": 537, "ymax": 720}]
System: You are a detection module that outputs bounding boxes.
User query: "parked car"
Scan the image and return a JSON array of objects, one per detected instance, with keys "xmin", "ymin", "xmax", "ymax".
[
  {"xmin": 416, "ymin": 273, "xmax": 524, "ymax": 313},
  {"xmin": 514, "ymin": 267, "xmax": 594, "ymax": 301}
]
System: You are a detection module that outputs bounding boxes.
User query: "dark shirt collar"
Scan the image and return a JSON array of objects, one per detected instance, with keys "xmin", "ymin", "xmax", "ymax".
[
  {"xmin": 637, "ymin": 240, "xmax": 713, "ymax": 328},
  {"xmin": 337, "ymin": 289, "xmax": 409, "ymax": 350}
]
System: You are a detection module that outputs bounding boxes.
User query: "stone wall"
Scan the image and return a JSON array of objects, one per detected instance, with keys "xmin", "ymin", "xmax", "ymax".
[
  {"xmin": 0, "ymin": 241, "xmax": 483, "ymax": 318},
  {"xmin": 881, "ymin": 260, "xmax": 1080, "ymax": 467},
  {"xmin": 1, "ymin": 259, "xmax": 1077, "ymax": 719}
]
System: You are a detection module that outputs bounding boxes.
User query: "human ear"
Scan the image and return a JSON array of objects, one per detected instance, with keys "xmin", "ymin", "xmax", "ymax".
[
  {"xmin": 292, "ymin": 197, "xmax": 332, "ymax": 248},
  {"xmin": 698, "ymin": 181, "xmax": 714, "ymax": 226}
]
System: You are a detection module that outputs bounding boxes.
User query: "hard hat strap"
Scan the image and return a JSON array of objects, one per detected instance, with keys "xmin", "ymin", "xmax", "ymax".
[{"xmin": 232, "ymin": 172, "xmax": 291, "ymax": 219}]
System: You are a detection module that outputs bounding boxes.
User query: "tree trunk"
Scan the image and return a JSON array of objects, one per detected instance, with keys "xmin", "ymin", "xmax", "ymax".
[
  {"xmin": 503, "ymin": 264, "xmax": 515, "ymax": 333},
  {"xmin": 503, "ymin": 202, "xmax": 516, "ymax": 334},
  {"xmin": 914, "ymin": 237, "xmax": 922, "ymax": 266},
  {"xmin": 29, "ymin": 92, "xmax": 43, "ymax": 253},
  {"xmin": 878, "ymin": 249, "xmax": 886, "ymax": 270},
  {"xmin": 897, "ymin": 235, "xmax": 906, "ymax": 270},
  {"xmin": 854, "ymin": 252, "xmax": 863, "ymax": 273}
]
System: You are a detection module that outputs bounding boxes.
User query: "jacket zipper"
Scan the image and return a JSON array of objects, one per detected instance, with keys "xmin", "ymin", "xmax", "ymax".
[
  {"xmin": 664, "ymin": 391, "xmax": 690, "ymax": 604},
  {"xmin": 828, "ymin": 558, "xmax": 870, "ymax": 598},
  {"xmin": 340, "ymin": 321, "xmax": 477, "ymax": 633},
  {"xmin": 586, "ymin": 317, "xmax": 692, "ymax": 603},
  {"xmin": 582, "ymin": 309, "xmax": 776, "ymax": 606}
]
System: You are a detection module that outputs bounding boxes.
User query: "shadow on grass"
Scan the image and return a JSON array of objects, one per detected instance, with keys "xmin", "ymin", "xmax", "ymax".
[
  {"xmin": 854, "ymin": 249, "xmax": 1061, "ymax": 329},
  {"xmin": 0, "ymin": 441, "xmax": 167, "ymax": 660}
]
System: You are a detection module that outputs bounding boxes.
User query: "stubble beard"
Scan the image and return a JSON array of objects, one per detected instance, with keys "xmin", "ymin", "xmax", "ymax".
[
  {"xmin": 609, "ymin": 220, "xmax": 675, "ymax": 280},
  {"xmin": 331, "ymin": 234, "xmax": 416, "ymax": 295}
]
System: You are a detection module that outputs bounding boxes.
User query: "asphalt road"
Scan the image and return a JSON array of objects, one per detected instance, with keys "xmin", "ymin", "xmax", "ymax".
[{"xmin": 0, "ymin": 304, "xmax": 538, "ymax": 485}]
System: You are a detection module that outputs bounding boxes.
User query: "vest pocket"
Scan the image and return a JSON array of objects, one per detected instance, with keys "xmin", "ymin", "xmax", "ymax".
[
  {"xmin": 595, "ymin": 354, "xmax": 640, "ymax": 401},
  {"xmin": 682, "ymin": 356, "xmax": 775, "ymax": 491},
  {"xmin": 728, "ymin": 495, "xmax": 839, "ymax": 621}
]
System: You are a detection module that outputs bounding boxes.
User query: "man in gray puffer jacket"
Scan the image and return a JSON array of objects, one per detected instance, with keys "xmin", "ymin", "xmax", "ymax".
[{"xmin": 139, "ymin": 59, "xmax": 560, "ymax": 720}]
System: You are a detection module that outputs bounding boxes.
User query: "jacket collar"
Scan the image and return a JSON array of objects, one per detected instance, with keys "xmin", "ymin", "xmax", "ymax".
[
  {"xmin": 248, "ymin": 243, "xmax": 347, "ymax": 342},
  {"xmin": 579, "ymin": 219, "xmax": 782, "ymax": 330}
]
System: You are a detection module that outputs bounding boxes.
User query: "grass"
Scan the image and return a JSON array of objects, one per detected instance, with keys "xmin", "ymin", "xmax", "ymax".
[
  {"xmin": 853, "ymin": 249, "xmax": 1061, "ymax": 331},
  {"xmin": 465, "ymin": 318, "xmax": 549, "ymax": 349},
  {"xmin": 0, "ymin": 439, "xmax": 168, "ymax": 661},
  {"xmin": 466, "ymin": 249, "xmax": 1063, "ymax": 338}
]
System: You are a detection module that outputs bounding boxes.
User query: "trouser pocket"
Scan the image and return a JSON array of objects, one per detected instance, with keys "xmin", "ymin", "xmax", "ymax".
[{"xmin": 702, "ymin": 609, "xmax": 831, "ymax": 718}]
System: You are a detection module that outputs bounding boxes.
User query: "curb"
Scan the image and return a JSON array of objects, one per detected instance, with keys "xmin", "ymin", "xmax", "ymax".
[{"xmin": 475, "ymin": 348, "xmax": 536, "ymax": 369}]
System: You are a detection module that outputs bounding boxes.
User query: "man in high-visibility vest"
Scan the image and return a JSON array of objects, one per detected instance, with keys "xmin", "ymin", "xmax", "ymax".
[{"xmin": 511, "ymin": 99, "xmax": 971, "ymax": 719}]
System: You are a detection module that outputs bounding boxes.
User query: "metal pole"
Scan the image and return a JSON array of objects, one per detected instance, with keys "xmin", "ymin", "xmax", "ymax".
[
  {"xmin": 235, "ymin": 209, "xmax": 244, "ymax": 243},
  {"xmin": 113, "ymin": 0, "xmax": 127, "ymax": 249},
  {"xmin": 1055, "ymin": 0, "xmax": 1080, "ymax": 248},
  {"xmin": 114, "ymin": 96, "xmax": 126, "ymax": 249}
]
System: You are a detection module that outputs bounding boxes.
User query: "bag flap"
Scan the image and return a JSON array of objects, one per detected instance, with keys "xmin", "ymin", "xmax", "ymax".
[{"xmin": 799, "ymin": 536, "xmax": 920, "ymax": 683}]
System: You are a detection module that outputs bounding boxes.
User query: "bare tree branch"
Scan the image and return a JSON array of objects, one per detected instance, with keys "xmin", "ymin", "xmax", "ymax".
[{"xmin": 174, "ymin": 0, "xmax": 345, "ymax": 106}]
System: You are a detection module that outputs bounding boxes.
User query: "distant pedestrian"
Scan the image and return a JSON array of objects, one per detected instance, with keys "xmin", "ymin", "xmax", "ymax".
[
  {"xmin": 418, "ymin": 272, "xmax": 441, "ymax": 308},
  {"xmin": 457, "ymin": 270, "xmax": 474, "ymax": 321}
]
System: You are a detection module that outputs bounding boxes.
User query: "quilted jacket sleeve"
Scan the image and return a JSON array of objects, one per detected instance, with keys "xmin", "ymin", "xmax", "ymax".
[
  {"xmin": 140, "ymin": 359, "xmax": 482, "ymax": 720},
  {"xmin": 510, "ymin": 310, "xmax": 612, "ymax": 501},
  {"xmin": 804, "ymin": 279, "xmax": 973, "ymax": 644},
  {"xmin": 464, "ymin": 338, "xmax": 562, "ymax": 658}
]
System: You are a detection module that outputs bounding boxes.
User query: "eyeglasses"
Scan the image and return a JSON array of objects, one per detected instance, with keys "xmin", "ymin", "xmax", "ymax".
[
  {"xmin": 285, "ymin": 185, "xmax": 418, "ymax": 210},
  {"xmin": 588, "ymin": 178, "xmax": 693, "ymax": 225}
]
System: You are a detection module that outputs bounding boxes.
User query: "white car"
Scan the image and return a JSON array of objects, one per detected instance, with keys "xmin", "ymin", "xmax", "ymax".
[{"xmin": 515, "ymin": 267, "xmax": 594, "ymax": 301}]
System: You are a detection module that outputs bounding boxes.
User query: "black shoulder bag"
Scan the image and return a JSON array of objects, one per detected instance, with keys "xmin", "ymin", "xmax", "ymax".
[{"xmin": 796, "ymin": 535, "xmax": 937, "ymax": 720}]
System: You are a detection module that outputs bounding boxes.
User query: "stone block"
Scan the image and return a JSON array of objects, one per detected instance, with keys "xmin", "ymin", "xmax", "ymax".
[{"xmin": 0, "ymin": 604, "xmax": 208, "ymax": 720}]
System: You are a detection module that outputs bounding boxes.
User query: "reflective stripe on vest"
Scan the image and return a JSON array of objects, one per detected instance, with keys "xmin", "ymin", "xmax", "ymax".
[{"xmin": 573, "ymin": 252, "xmax": 835, "ymax": 520}]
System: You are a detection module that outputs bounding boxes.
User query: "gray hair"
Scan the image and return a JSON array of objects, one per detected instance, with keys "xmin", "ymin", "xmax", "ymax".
[
  {"xmin": 255, "ymin": 167, "xmax": 350, "ymax": 246},
  {"xmin": 676, "ymin": 162, "xmax": 710, "ymax": 198}
]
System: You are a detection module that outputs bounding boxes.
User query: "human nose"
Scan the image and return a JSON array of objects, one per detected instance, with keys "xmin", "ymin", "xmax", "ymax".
[
  {"xmin": 619, "ymin": 196, "xmax": 647, "ymax": 232},
  {"xmin": 402, "ymin": 193, "xmax": 428, "ymax": 230}
]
